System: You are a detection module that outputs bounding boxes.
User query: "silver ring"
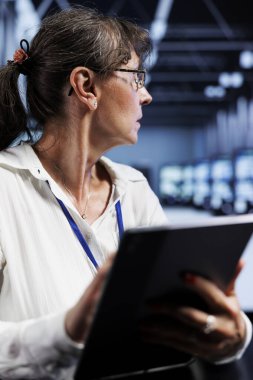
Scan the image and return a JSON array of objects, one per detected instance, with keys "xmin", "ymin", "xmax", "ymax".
[{"xmin": 203, "ymin": 315, "xmax": 216, "ymax": 334}]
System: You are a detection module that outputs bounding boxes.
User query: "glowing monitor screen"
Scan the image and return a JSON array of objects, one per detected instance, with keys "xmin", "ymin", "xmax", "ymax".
[
  {"xmin": 181, "ymin": 165, "xmax": 194, "ymax": 200},
  {"xmin": 234, "ymin": 150, "xmax": 253, "ymax": 180},
  {"xmin": 159, "ymin": 165, "xmax": 182, "ymax": 199},
  {"xmin": 193, "ymin": 161, "xmax": 210, "ymax": 181},
  {"xmin": 192, "ymin": 161, "xmax": 210, "ymax": 206},
  {"xmin": 211, "ymin": 158, "xmax": 233, "ymax": 181},
  {"xmin": 209, "ymin": 157, "xmax": 234, "ymax": 211}
]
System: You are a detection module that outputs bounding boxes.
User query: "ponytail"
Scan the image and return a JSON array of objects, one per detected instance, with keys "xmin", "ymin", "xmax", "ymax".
[{"xmin": 0, "ymin": 64, "xmax": 30, "ymax": 151}]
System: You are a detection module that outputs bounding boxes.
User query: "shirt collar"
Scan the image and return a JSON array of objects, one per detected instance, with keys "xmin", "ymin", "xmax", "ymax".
[
  {"xmin": 0, "ymin": 143, "xmax": 145, "ymax": 199},
  {"xmin": 99, "ymin": 156, "xmax": 146, "ymax": 198},
  {"xmin": 0, "ymin": 142, "xmax": 48, "ymax": 180}
]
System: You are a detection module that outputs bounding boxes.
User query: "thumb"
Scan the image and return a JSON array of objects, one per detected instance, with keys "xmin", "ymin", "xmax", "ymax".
[{"xmin": 226, "ymin": 258, "xmax": 245, "ymax": 295}]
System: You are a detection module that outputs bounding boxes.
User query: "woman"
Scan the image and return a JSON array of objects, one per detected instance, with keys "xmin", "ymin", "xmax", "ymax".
[{"xmin": 0, "ymin": 6, "xmax": 251, "ymax": 380}]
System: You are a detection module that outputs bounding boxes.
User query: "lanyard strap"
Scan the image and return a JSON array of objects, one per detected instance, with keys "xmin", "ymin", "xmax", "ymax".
[
  {"xmin": 55, "ymin": 196, "xmax": 124, "ymax": 270},
  {"xmin": 115, "ymin": 200, "xmax": 124, "ymax": 239}
]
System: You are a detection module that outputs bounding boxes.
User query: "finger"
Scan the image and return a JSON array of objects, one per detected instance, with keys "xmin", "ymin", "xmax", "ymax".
[
  {"xmin": 148, "ymin": 303, "xmax": 207, "ymax": 330},
  {"xmin": 226, "ymin": 259, "xmax": 245, "ymax": 295},
  {"xmin": 141, "ymin": 313, "xmax": 245, "ymax": 362},
  {"xmin": 141, "ymin": 324, "xmax": 233, "ymax": 361},
  {"xmin": 183, "ymin": 273, "xmax": 239, "ymax": 316},
  {"xmin": 147, "ymin": 304, "xmax": 238, "ymax": 339},
  {"xmin": 65, "ymin": 254, "xmax": 116, "ymax": 342}
]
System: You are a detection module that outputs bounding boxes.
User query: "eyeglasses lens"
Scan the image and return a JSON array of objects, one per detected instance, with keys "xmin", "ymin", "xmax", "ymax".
[{"xmin": 135, "ymin": 72, "xmax": 145, "ymax": 89}]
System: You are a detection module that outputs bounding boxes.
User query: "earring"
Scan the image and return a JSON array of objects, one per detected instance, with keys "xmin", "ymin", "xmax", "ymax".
[{"xmin": 93, "ymin": 100, "xmax": 97, "ymax": 109}]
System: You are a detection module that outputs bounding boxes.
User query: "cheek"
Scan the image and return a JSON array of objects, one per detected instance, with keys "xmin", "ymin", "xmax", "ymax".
[
  {"xmin": 111, "ymin": 80, "xmax": 138, "ymax": 107},
  {"xmin": 98, "ymin": 81, "xmax": 139, "ymax": 123},
  {"xmin": 116, "ymin": 93, "xmax": 139, "ymax": 119}
]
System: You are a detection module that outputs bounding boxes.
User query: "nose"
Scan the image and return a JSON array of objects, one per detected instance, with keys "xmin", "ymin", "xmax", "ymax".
[{"xmin": 139, "ymin": 87, "xmax": 152, "ymax": 105}]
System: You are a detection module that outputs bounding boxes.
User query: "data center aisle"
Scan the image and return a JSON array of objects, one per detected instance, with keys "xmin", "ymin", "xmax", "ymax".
[{"xmin": 163, "ymin": 206, "xmax": 212, "ymax": 224}]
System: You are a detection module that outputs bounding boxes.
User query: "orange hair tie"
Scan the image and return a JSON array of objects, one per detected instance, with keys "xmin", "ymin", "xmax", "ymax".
[
  {"xmin": 7, "ymin": 39, "xmax": 31, "ymax": 75},
  {"xmin": 13, "ymin": 48, "xmax": 28, "ymax": 64}
]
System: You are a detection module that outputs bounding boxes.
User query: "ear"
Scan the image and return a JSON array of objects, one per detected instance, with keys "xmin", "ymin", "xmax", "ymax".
[{"xmin": 69, "ymin": 67, "xmax": 97, "ymax": 111}]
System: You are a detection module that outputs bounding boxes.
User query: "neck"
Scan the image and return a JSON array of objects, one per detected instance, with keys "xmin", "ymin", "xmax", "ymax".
[
  {"xmin": 33, "ymin": 126, "xmax": 101, "ymax": 202},
  {"xmin": 33, "ymin": 114, "xmax": 114, "ymax": 223}
]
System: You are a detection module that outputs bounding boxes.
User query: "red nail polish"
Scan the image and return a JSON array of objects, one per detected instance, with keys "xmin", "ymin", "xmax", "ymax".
[{"xmin": 183, "ymin": 273, "xmax": 196, "ymax": 284}]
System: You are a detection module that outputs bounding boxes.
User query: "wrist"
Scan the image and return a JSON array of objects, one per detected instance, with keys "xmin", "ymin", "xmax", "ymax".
[{"xmin": 65, "ymin": 307, "xmax": 87, "ymax": 344}]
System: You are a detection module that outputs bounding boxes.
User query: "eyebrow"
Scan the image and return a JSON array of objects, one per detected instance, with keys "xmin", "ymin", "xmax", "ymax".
[{"xmin": 124, "ymin": 66, "xmax": 144, "ymax": 71}]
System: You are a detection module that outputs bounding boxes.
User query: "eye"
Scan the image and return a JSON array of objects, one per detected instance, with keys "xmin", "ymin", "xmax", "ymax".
[
  {"xmin": 137, "ymin": 72, "xmax": 144, "ymax": 86},
  {"xmin": 134, "ymin": 73, "xmax": 144, "ymax": 90},
  {"xmin": 134, "ymin": 72, "xmax": 144, "ymax": 89}
]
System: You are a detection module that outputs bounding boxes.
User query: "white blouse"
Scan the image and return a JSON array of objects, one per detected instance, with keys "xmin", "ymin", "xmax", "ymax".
[
  {"xmin": 0, "ymin": 144, "xmax": 251, "ymax": 379},
  {"xmin": 0, "ymin": 143, "xmax": 168, "ymax": 379}
]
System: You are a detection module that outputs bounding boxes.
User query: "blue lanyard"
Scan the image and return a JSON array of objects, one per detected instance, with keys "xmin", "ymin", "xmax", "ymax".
[{"xmin": 55, "ymin": 196, "xmax": 124, "ymax": 270}]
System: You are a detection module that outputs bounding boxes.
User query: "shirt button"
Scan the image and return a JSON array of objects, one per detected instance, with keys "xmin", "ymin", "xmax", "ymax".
[{"xmin": 9, "ymin": 343, "xmax": 19, "ymax": 358}]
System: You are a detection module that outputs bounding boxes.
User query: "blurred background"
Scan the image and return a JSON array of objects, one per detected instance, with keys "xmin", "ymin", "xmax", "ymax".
[{"xmin": 1, "ymin": 0, "xmax": 253, "ymax": 311}]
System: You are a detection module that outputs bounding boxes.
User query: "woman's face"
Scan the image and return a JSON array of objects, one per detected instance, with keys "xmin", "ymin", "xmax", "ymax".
[{"xmin": 93, "ymin": 51, "xmax": 152, "ymax": 149}]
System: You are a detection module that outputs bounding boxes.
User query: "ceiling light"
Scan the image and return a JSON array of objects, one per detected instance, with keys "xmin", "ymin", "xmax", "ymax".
[
  {"xmin": 218, "ymin": 72, "xmax": 231, "ymax": 88},
  {"xmin": 231, "ymin": 72, "xmax": 244, "ymax": 88},
  {"xmin": 218, "ymin": 72, "xmax": 244, "ymax": 88},
  {"xmin": 239, "ymin": 50, "xmax": 253, "ymax": 69},
  {"xmin": 204, "ymin": 86, "xmax": 226, "ymax": 98}
]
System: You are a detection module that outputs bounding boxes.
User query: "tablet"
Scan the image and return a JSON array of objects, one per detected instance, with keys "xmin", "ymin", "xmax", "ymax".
[{"xmin": 75, "ymin": 215, "xmax": 253, "ymax": 380}]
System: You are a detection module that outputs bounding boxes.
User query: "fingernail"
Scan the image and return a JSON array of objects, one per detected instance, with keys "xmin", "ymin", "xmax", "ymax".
[{"xmin": 183, "ymin": 273, "xmax": 197, "ymax": 284}]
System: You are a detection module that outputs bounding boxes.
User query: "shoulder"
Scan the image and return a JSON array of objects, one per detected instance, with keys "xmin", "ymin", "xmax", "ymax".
[
  {"xmin": 0, "ymin": 146, "xmax": 22, "ymax": 181},
  {"xmin": 0, "ymin": 144, "xmax": 30, "ymax": 170},
  {"xmin": 0, "ymin": 150, "xmax": 16, "ymax": 179},
  {"xmin": 0, "ymin": 144, "xmax": 38, "ymax": 190}
]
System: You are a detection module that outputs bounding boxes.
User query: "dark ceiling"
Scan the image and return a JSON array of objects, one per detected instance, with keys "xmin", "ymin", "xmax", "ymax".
[
  {"xmin": 147, "ymin": 0, "xmax": 253, "ymax": 128},
  {"xmin": 32, "ymin": 0, "xmax": 253, "ymax": 129}
]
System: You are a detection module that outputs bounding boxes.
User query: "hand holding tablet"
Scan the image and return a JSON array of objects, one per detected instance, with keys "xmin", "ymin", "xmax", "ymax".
[{"xmin": 75, "ymin": 214, "xmax": 253, "ymax": 379}]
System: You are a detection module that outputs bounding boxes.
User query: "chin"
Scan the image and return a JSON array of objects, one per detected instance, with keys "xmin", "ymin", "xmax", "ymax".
[
  {"xmin": 128, "ymin": 132, "xmax": 138, "ymax": 145},
  {"xmin": 118, "ymin": 128, "xmax": 139, "ymax": 146}
]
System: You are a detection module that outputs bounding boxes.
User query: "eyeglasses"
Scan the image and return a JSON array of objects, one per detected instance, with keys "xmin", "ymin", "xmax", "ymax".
[
  {"xmin": 114, "ymin": 68, "xmax": 146, "ymax": 90},
  {"xmin": 68, "ymin": 68, "xmax": 146, "ymax": 96}
]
